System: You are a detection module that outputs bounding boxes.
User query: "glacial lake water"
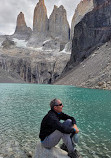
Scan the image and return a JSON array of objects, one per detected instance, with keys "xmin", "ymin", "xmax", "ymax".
[{"xmin": 0, "ymin": 83, "xmax": 111, "ymax": 158}]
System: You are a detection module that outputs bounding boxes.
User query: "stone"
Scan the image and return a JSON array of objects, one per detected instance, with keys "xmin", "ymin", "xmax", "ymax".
[
  {"xmin": 98, "ymin": 81, "xmax": 107, "ymax": 89},
  {"xmin": 2, "ymin": 37, "xmax": 15, "ymax": 49},
  {"xmin": 33, "ymin": 142, "xmax": 69, "ymax": 158},
  {"xmin": 49, "ymin": 5, "xmax": 70, "ymax": 42},
  {"xmin": 27, "ymin": 33, "xmax": 48, "ymax": 48},
  {"xmin": 14, "ymin": 12, "xmax": 32, "ymax": 39},
  {"xmin": 0, "ymin": 140, "xmax": 29, "ymax": 158},
  {"xmin": 33, "ymin": 142, "xmax": 82, "ymax": 158},
  {"xmin": 33, "ymin": 0, "xmax": 48, "ymax": 34},
  {"xmin": 24, "ymin": 149, "xmax": 33, "ymax": 158},
  {"xmin": 107, "ymin": 81, "xmax": 111, "ymax": 84},
  {"xmin": 62, "ymin": 41, "xmax": 72, "ymax": 53},
  {"xmin": 42, "ymin": 38, "xmax": 60, "ymax": 50},
  {"xmin": 71, "ymin": 0, "xmax": 94, "ymax": 40},
  {"xmin": 98, "ymin": 82, "xmax": 104, "ymax": 86}
]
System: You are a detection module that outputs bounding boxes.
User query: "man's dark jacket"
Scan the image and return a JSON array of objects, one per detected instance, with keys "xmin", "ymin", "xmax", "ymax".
[{"xmin": 39, "ymin": 109, "xmax": 76, "ymax": 141}]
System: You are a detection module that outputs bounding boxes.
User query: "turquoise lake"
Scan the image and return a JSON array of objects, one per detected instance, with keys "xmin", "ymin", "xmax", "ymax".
[{"xmin": 0, "ymin": 83, "xmax": 111, "ymax": 158}]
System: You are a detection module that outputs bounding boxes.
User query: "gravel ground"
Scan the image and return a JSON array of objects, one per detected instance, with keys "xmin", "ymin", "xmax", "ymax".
[{"xmin": 55, "ymin": 41, "xmax": 111, "ymax": 90}]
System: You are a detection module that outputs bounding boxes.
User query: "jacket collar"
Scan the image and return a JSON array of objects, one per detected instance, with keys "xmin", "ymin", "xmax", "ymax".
[{"xmin": 51, "ymin": 109, "xmax": 61, "ymax": 115}]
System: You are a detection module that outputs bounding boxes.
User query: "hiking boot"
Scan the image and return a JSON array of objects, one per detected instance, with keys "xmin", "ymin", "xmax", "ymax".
[
  {"xmin": 60, "ymin": 143, "xmax": 68, "ymax": 152},
  {"xmin": 68, "ymin": 150, "xmax": 79, "ymax": 158},
  {"xmin": 60, "ymin": 141, "xmax": 75, "ymax": 153}
]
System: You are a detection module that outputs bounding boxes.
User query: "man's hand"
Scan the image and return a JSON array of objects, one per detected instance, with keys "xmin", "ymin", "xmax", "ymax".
[{"xmin": 73, "ymin": 124, "xmax": 79, "ymax": 133}]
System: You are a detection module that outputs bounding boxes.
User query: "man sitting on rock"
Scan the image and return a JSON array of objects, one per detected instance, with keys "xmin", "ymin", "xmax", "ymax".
[{"xmin": 39, "ymin": 98, "xmax": 79, "ymax": 158}]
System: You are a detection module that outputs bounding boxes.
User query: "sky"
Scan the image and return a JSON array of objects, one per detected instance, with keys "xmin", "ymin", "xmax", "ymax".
[{"xmin": 0, "ymin": 0, "xmax": 81, "ymax": 35}]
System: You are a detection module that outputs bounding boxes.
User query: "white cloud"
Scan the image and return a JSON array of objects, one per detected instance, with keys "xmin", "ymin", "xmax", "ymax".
[{"xmin": 0, "ymin": 0, "xmax": 81, "ymax": 35}]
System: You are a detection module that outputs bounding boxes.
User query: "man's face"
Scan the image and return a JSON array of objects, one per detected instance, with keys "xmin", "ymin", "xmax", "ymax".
[{"xmin": 54, "ymin": 99, "xmax": 63, "ymax": 113}]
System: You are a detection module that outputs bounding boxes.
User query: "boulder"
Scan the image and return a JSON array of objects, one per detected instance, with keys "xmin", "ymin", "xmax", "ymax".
[
  {"xmin": 2, "ymin": 37, "xmax": 15, "ymax": 49},
  {"xmin": 0, "ymin": 35, "xmax": 6, "ymax": 46},
  {"xmin": 42, "ymin": 38, "xmax": 60, "ymax": 50},
  {"xmin": 49, "ymin": 5, "xmax": 70, "ymax": 43},
  {"xmin": 33, "ymin": 142, "xmax": 83, "ymax": 158},
  {"xmin": 71, "ymin": 0, "xmax": 94, "ymax": 40},
  {"xmin": 33, "ymin": 142, "xmax": 69, "ymax": 158},
  {"xmin": 61, "ymin": 41, "xmax": 72, "ymax": 53}
]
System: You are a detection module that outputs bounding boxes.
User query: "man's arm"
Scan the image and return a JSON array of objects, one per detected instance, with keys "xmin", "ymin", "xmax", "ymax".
[
  {"xmin": 48, "ymin": 115, "xmax": 75, "ymax": 134},
  {"xmin": 60, "ymin": 112, "xmax": 76, "ymax": 125},
  {"xmin": 61, "ymin": 113, "xmax": 79, "ymax": 133}
]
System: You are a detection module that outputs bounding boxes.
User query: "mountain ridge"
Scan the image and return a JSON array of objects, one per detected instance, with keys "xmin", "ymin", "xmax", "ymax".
[
  {"xmin": 55, "ymin": 0, "xmax": 111, "ymax": 90},
  {"xmin": 54, "ymin": 41, "xmax": 111, "ymax": 90}
]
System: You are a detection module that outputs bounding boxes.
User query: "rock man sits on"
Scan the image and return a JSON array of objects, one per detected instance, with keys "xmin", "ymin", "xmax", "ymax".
[{"xmin": 39, "ymin": 98, "xmax": 79, "ymax": 158}]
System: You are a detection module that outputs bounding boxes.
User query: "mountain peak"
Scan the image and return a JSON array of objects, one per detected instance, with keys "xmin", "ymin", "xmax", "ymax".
[
  {"xmin": 16, "ymin": 12, "xmax": 26, "ymax": 28},
  {"xmin": 59, "ymin": 5, "xmax": 64, "ymax": 9},
  {"xmin": 39, "ymin": 0, "xmax": 44, "ymax": 4},
  {"xmin": 33, "ymin": 0, "xmax": 48, "ymax": 33},
  {"xmin": 14, "ymin": 12, "xmax": 32, "ymax": 38},
  {"xmin": 54, "ymin": 5, "xmax": 58, "ymax": 9},
  {"xmin": 49, "ymin": 5, "xmax": 70, "ymax": 42},
  {"xmin": 71, "ymin": 0, "xmax": 94, "ymax": 40}
]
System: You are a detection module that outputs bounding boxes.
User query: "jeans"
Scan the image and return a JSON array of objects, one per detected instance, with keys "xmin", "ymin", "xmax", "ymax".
[{"xmin": 41, "ymin": 119, "xmax": 79, "ymax": 153}]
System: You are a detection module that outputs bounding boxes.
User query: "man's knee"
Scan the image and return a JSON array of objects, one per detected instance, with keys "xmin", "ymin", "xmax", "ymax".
[
  {"xmin": 65, "ymin": 119, "xmax": 72, "ymax": 123},
  {"xmin": 47, "ymin": 130, "xmax": 64, "ymax": 141},
  {"xmin": 54, "ymin": 130, "xmax": 64, "ymax": 136},
  {"xmin": 43, "ymin": 130, "xmax": 64, "ymax": 148},
  {"xmin": 63, "ymin": 119, "xmax": 72, "ymax": 127}
]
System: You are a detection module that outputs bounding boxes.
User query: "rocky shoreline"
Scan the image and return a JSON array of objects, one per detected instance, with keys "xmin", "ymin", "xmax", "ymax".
[
  {"xmin": 0, "ymin": 140, "xmax": 82, "ymax": 158},
  {"xmin": 0, "ymin": 139, "xmax": 33, "ymax": 158}
]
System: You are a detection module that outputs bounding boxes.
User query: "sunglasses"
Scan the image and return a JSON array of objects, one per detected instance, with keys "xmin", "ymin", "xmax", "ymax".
[{"xmin": 55, "ymin": 103, "xmax": 63, "ymax": 106}]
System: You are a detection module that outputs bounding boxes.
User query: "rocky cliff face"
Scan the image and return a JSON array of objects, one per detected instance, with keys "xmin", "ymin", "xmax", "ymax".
[
  {"xmin": 49, "ymin": 5, "xmax": 70, "ymax": 42},
  {"xmin": 0, "ymin": 46, "xmax": 70, "ymax": 84},
  {"xmin": 14, "ymin": 12, "xmax": 32, "ymax": 39},
  {"xmin": 33, "ymin": 0, "xmax": 48, "ymax": 35},
  {"xmin": 94, "ymin": 0, "xmax": 105, "ymax": 7},
  {"xmin": 68, "ymin": 0, "xmax": 111, "ymax": 67},
  {"xmin": 71, "ymin": 0, "xmax": 94, "ymax": 40}
]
